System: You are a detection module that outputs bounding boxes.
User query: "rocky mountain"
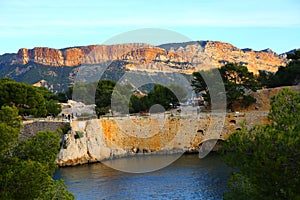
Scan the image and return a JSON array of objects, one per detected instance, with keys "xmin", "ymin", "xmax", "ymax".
[
  {"xmin": 0, "ymin": 40, "xmax": 289, "ymax": 92},
  {"xmin": 8, "ymin": 43, "xmax": 150, "ymax": 66}
]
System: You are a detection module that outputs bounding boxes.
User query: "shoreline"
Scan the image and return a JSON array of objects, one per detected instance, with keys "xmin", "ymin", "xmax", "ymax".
[
  {"xmin": 56, "ymin": 150, "xmax": 223, "ymax": 168},
  {"xmin": 56, "ymin": 143, "xmax": 224, "ymax": 168}
]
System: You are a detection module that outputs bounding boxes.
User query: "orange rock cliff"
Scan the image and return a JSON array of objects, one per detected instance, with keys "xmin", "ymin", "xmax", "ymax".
[{"xmin": 7, "ymin": 41, "xmax": 287, "ymax": 74}]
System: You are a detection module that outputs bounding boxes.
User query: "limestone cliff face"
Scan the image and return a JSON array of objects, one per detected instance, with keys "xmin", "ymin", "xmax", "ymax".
[
  {"xmin": 16, "ymin": 47, "xmax": 65, "ymax": 66},
  {"xmin": 56, "ymin": 112, "xmax": 268, "ymax": 166},
  {"xmin": 13, "ymin": 43, "xmax": 150, "ymax": 67},
  {"xmin": 5, "ymin": 41, "xmax": 287, "ymax": 74},
  {"xmin": 122, "ymin": 47, "xmax": 194, "ymax": 73},
  {"xmin": 122, "ymin": 47, "xmax": 167, "ymax": 64},
  {"xmin": 16, "ymin": 48, "xmax": 29, "ymax": 65},
  {"xmin": 63, "ymin": 48, "xmax": 85, "ymax": 66},
  {"xmin": 159, "ymin": 41, "xmax": 287, "ymax": 74}
]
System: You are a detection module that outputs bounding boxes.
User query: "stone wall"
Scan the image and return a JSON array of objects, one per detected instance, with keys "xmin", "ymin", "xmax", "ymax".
[{"xmin": 20, "ymin": 121, "xmax": 68, "ymax": 140}]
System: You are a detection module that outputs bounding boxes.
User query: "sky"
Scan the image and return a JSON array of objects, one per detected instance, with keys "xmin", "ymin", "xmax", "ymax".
[{"xmin": 0, "ymin": 0, "xmax": 300, "ymax": 55}]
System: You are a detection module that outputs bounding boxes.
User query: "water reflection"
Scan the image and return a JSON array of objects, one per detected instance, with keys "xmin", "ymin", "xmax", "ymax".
[
  {"xmin": 54, "ymin": 153, "xmax": 231, "ymax": 200},
  {"xmin": 102, "ymin": 153, "xmax": 183, "ymax": 173}
]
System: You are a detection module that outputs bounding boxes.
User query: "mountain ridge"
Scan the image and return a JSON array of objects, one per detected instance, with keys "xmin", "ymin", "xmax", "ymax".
[
  {"xmin": 0, "ymin": 40, "xmax": 288, "ymax": 71},
  {"xmin": 0, "ymin": 40, "xmax": 293, "ymax": 92}
]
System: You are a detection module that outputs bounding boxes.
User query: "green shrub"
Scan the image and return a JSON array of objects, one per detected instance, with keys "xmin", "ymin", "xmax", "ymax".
[
  {"xmin": 74, "ymin": 131, "xmax": 84, "ymax": 139},
  {"xmin": 62, "ymin": 123, "xmax": 71, "ymax": 134},
  {"xmin": 62, "ymin": 140, "xmax": 68, "ymax": 149}
]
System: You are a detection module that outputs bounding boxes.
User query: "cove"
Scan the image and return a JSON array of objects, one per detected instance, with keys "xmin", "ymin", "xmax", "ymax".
[{"xmin": 54, "ymin": 153, "xmax": 232, "ymax": 200}]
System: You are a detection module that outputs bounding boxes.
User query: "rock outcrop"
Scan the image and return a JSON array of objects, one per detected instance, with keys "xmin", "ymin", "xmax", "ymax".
[
  {"xmin": 3, "ymin": 41, "xmax": 288, "ymax": 74},
  {"xmin": 16, "ymin": 47, "xmax": 65, "ymax": 66},
  {"xmin": 159, "ymin": 41, "xmax": 287, "ymax": 74},
  {"xmin": 55, "ymin": 111, "xmax": 268, "ymax": 166},
  {"xmin": 12, "ymin": 44, "xmax": 150, "ymax": 67}
]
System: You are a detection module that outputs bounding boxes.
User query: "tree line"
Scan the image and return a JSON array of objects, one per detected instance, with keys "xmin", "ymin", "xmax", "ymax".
[
  {"xmin": 258, "ymin": 49, "xmax": 300, "ymax": 88},
  {"xmin": 0, "ymin": 78, "xmax": 61, "ymax": 118},
  {"xmin": 96, "ymin": 81, "xmax": 187, "ymax": 115},
  {"xmin": 57, "ymin": 80, "xmax": 187, "ymax": 116}
]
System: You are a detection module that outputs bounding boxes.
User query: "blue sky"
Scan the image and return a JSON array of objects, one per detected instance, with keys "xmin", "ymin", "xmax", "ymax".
[{"xmin": 0, "ymin": 0, "xmax": 299, "ymax": 54}]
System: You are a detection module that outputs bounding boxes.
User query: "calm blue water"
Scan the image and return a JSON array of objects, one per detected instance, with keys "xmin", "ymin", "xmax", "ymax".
[{"xmin": 54, "ymin": 153, "xmax": 232, "ymax": 200}]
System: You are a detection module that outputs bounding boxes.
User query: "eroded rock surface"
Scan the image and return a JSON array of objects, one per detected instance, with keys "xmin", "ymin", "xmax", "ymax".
[
  {"xmin": 4, "ymin": 41, "xmax": 287, "ymax": 74},
  {"xmin": 56, "ymin": 112, "xmax": 268, "ymax": 166}
]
